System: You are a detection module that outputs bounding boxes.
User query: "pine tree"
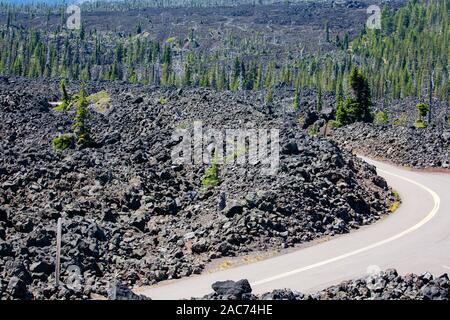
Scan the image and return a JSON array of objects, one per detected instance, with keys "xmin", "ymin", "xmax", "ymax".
[
  {"xmin": 161, "ymin": 63, "xmax": 170, "ymax": 86},
  {"xmin": 316, "ymin": 86, "xmax": 323, "ymax": 112},
  {"xmin": 183, "ymin": 62, "xmax": 192, "ymax": 86},
  {"xmin": 79, "ymin": 24, "xmax": 85, "ymax": 40},
  {"xmin": 348, "ymin": 66, "xmax": 374, "ymax": 122},
  {"xmin": 254, "ymin": 64, "xmax": 262, "ymax": 91},
  {"xmin": 343, "ymin": 32, "xmax": 349, "ymax": 50},
  {"xmin": 6, "ymin": 10, "xmax": 11, "ymax": 29},
  {"xmin": 266, "ymin": 86, "xmax": 273, "ymax": 105},
  {"xmin": 231, "ymin": 56, "xmax": 240, "ymax": 91},
  {"xmin": 110, "ymin": 59, "xmax": 120, "ymax": 80},
  {"xmin": 335, "ymin": 67, "xmax": 374, "ymax": 126},
  {"xmin": 136, "ymin": 22, "xmax": 142, "ymax": 34},
  {"xmin": 60, "ymin": 79, "xmax": 70, "ymax": 109},
  {"xmin": 325, "ymin": 21, "xmax": 330, "ymax": 42},
  {"xmin": 72, "ymin": 84, "xmax": 92, "ymax": 147},
  {"xmin": 162, "ymin": 45, "xmax": 171, "ymax": 65},
  {"xmin": 265, "ymin": 63, "xmax": 273, "ymax": 89}
]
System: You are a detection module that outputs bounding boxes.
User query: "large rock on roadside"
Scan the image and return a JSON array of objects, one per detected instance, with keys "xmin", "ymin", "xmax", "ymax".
[{"xmin": 211, "ymin": 279, "xmax": 252, "ymax": 296}]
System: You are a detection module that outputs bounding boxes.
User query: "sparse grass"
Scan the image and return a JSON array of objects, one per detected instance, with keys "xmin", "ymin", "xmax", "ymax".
[
  {"xmin": 241, "ymin": 256, "xmax": 265, "ymax": 264},
  {"xmin": 88, "ymin": 90, "xmax": 110, "ymax": 113},
  {"xmin": 389, "ymin": 201, "xmax": 400, "ymax": 213},
  {"xmin": 218, "ymin": 260, "xmax": 233, "ymax": 270},
  {"xmin": 389, "ymin": 190, "xmax": 401, "ymax": 213}
]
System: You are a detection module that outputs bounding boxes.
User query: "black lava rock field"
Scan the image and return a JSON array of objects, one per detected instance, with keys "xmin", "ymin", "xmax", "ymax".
[
  {"xmin": 199, "ymin": 269, "xmax": 449, "ymax": 300},
  {"xmin": 332, "ymin": 123, "xmax": 449, "ymax": 169},
  {"xmin": 0, "ymin": 77, "xmax": 395, "ymax": 299}
]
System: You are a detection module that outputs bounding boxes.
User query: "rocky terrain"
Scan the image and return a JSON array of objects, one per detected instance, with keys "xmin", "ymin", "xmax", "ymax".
[
  {"xmin": 1, "ymin": 0, "xmax": 394, "ymax": 54},
  {"xmin": 199, "ymin": 269, "xmax": 450, "ymax": 300},
  {"xmin": 0, "ymin": 77, "xmax": 395, "ymax": 299},
  {"xmin": 295, "ymin": 96, "xmax": 450, "ymax": 169},
  {"xmin": 332, "ymin": 123, "xmax": 450, "ymax": 169},
  {"xmin": 372, "ymin": 97, "xmax": 449, "ymax": 127}
]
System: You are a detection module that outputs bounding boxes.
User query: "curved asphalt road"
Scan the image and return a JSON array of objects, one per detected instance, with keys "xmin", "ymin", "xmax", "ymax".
[{"xmin": 136, "ymin": 157, "xmax": 450, "ymax": 299}]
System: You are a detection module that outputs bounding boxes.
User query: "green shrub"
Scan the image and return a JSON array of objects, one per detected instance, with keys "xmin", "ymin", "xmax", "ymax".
[
  {"xmin": 392, "ymin": 191, "xmax": 401, "ymax": 201},
  {"xmin": 51, "ymin": 84, "xmax": 94, "ymax": 150},
  {"xmin": 375, "ymin": 110, "xmax": 389, "ymax": 125},
  {"xmin": 52, "ymin": 134, "xmax": 74, "ymax": 151},
  {"xmin": 316, "ymin": 87, "xmax": 322, "ymax": 112},
  {"xmin": 165, "ymin": 36, "xmax": 176, "ymax": 43},
  {"xmin": 413, "ymin": 119, "xmax": 427, "ymax": 129}
]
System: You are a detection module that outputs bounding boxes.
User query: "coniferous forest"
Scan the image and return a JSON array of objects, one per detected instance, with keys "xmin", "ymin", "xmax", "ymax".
[{"xmin": 0, "ymin": 0, "xmax": 447, "ymax": 101}]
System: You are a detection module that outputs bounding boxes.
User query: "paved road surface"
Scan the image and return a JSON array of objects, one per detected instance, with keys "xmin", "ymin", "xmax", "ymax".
[{"xmin": 136, "ymin": 157, "xmax": 450, "ymax": 299}]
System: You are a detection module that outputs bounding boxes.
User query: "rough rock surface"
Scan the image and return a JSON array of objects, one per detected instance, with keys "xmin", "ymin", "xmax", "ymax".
[
  {"xmin": 0, "ymin": 77, "xmax": 394, "ymax": 299},
  {"xmin": 199, "ymin": 269, "xmax": 450, "ymax": 300},
  {"xmin": 332, "ymin": 123, "xmax": 450, "ymax": 169},
  {"xmin": 107, "ymin": 280, "xmax": 150, "ymax": 300},
  {"xmin": 373, "ymin": 97, "xmax": 449, "ymax": 127},
  {"xmin": 295, "ymin": 94, "xmax": 449, "ymax": 169}
]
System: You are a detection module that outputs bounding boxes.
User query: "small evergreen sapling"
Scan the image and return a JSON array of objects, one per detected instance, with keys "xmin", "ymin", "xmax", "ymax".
[
  {"xmin": 72, "ymin": 84, "xmax": 92, "ymax": 147},
  {"xmin": 414, "ymin": 103, "xmax": 429, "ymax": 129},
  {"xmin": 54, "ymin": 79, "xmax": 71, "ymax": 111},
  {"xmin": 201, "ymin": 162, "xmax": 220, "ymax": 189},
  {"xmin": 292, "ymin": 86, "xmax": 300, "ymax": 111}
]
